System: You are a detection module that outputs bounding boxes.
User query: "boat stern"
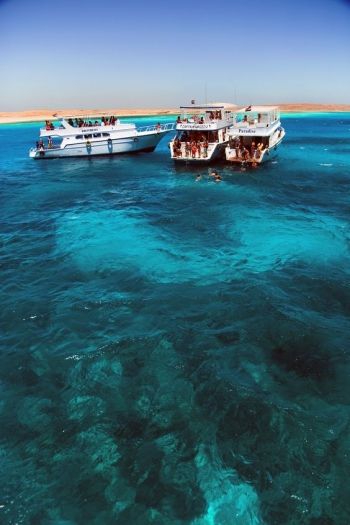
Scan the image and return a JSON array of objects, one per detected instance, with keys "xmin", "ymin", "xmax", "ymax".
[{"xmin": 29, "ymin": 148, "xmax": 38, "ymax": 158}]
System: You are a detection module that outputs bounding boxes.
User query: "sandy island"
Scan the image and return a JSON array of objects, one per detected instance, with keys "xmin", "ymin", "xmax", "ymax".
[{"xmin": 0, "ymin": 104, "xmax": 350, "ymax": 124}]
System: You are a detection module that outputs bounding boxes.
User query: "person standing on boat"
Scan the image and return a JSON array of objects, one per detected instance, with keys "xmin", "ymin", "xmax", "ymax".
[
  {"xmin": 250, "ymin": 141, "xmax": 256, "ymax": 159},
  {"xmin": 203, "ymin": 138, "xmax": 208, "ymax": 158},
  {"xmin": 191, "ymin": 141, "xmax": 197, "ymax": 159},
  {"xmin": 197, "ymin": 140, "xmax": 201, "ymax": 158},
  {"xmin": 234, "ymin": 137, "xmax": 241, "ymax": 159}
]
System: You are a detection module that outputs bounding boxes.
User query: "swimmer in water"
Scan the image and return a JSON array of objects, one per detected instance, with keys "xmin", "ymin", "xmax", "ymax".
[
  {"xmin": 215, "ymin": 173, "xmax": 222, "ymax": 182},
  {"xmin": 210, "ymin": 170, "xmax": 218, "ymax": 178},
  {"xmin": 195, "ymin": 174, "xmax": 202, "ymax": 182}
]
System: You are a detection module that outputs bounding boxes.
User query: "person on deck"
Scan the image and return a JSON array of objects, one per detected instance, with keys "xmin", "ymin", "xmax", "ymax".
[
  {"xmin": 191, "ymin": 141, "xmax": 197, "ymax": 158},
  {"xmin": 203, "ymin": 139, "xmax": 208, "ymax": 158},
  {"xmin": 250, "ymin": 141, "xmax": 256, "ymax": 158}
]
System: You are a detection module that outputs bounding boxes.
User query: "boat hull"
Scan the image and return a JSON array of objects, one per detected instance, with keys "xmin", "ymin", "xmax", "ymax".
[{"xmin": 29, "ymin": 131, "xmax": 166, "ymax": 159}]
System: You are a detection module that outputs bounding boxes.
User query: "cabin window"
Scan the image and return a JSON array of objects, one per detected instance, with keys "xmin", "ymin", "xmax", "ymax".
[
  {"xmin": 102, "ymin": 132, "xmax": 110, "ymax": 137},
  {"xmin": 75, "ymin": 135, "xmax": 83, "ymax": 139},
  {"xmin": 93, "ymin": 133, "xmax": 101, "ymax": 138},
  {"xmin": 84, "ymin": 134, "xmax": 92, "ymax": 139}
]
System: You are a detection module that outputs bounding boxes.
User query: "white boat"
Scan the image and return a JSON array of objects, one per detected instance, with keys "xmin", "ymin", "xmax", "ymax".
[
  {"xmin": 225, "ymin": 106, "xmax": 285, "ymax": 165},
  {"xmin": 29, "ymin": 115, "xmax": 174, "ymax": 159},
  {"xmin": 169, "ymin": 103, "xmax": 238, "ymax": 163}
]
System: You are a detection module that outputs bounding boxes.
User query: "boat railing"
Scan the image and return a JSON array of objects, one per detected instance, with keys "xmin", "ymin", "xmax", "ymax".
[{"xmin": 137, "ymin": 122, "xmax": 175, "ymax": 133}]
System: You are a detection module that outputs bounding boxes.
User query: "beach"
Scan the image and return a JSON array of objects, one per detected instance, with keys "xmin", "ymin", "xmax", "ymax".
[{"xmin": 1, "ymin": 103, "xmax": 350, "ymax": 124}]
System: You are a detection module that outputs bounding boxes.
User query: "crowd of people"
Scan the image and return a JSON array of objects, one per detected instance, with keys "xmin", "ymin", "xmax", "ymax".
[
  {"xmin": 67, "ymin": 116, "xmax": 119, "ymax": 128},
  {"xmin": 172, "ymin": 129, "xmax": 220, "ymax": 159},
  {"xmin": 172, "ymin": 136, "xmax": 209, "ymax": 159},
  {"xmin": 228, "ymin": 137, "xmax": 269, "ymax": 162}
]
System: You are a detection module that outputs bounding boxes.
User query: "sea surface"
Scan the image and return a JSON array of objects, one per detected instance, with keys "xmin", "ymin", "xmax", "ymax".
[{"xmin": 0, "ymin": 113, "xmax": 350, "ymax": 525}]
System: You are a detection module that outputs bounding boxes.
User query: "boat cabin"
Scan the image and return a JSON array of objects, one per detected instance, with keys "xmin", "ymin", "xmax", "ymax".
[
  {"xmin": 176, "ymin": 103, "xmax": 237, "ymax": 131},
  {"xmin": 231, "ymin": 106, "xmax": 280, "ymax": 131}
]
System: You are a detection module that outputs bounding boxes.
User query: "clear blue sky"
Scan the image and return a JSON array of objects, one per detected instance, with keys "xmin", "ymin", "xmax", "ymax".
[{"xmin": 0, "ymin": 0, "xmax": 349, "ymax": 109}]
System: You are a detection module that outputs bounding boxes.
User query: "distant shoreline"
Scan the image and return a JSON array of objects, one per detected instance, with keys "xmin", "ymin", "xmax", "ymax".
[{"xmin": 1, "ymin": 104, "xmax": 350, "ymax": 124}]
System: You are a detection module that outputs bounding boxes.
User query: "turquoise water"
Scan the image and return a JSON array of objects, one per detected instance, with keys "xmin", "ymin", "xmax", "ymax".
[{"xmin": 0, "ymin": 114, "xmax": 350, "ymax": 525}]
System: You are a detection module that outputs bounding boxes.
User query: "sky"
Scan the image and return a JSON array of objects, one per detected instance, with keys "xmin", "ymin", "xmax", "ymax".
[{"xmin": 0, "ymin": 0, "xmax": 349, "ymax": 109}]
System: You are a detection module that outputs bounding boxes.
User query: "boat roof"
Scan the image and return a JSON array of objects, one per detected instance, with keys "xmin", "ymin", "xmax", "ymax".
[
  {"xmin": 236, "ymin": 105, "xmax": 279, "ymax": 113},
  {"xmin": 180, "ymin": 102, "xmax": 237, "ymax": 110}
]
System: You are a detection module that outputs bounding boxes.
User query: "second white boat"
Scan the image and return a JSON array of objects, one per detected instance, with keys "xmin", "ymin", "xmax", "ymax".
[
  {"xmin": 225, "ymin": 106, "xmax": 285, "ymax": 165},
  {"xmin": 169, "ymin": 103, "xmax": 238, "ymax": 163}
]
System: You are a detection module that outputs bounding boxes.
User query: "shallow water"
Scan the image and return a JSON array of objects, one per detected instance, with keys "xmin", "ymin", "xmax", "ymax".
[{"xmin": 0, "ymin": 114, "xmax": 350, "ymax": 524}]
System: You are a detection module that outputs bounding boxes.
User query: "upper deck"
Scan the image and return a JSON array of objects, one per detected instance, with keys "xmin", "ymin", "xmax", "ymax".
[
  {"xmin": 175, "ymin": 103, "xmax": 237, "ymax": 131},
  {"xmin": 39, "ymin": 115, "xmax": 136, "ymax": 138},
  {"xmin": 228, "ymin": 105, "xmax": 281, "ymax": 136}
]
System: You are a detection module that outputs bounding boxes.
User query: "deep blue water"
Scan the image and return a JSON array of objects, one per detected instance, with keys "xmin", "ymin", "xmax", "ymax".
[{"xmin": 0, "ymin": 114, "xmax": 350, "ymax": 525}]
